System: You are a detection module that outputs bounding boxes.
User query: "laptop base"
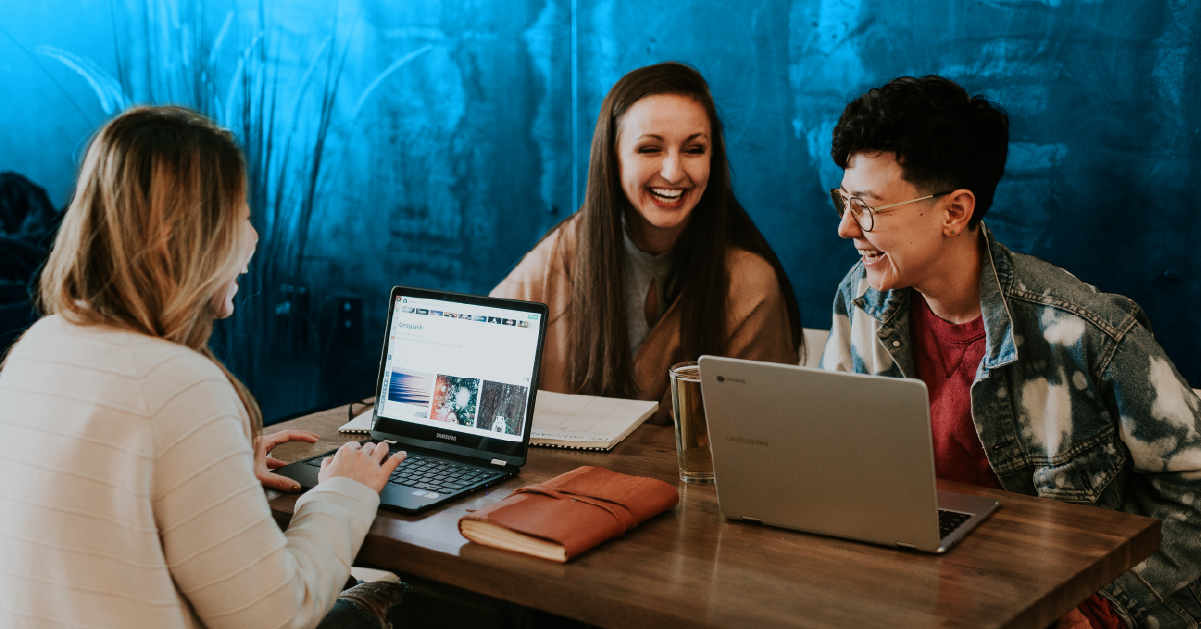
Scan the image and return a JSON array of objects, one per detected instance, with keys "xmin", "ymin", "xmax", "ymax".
[
  {"xmin": 275, "ymin": 442, "xmax": 516, "ymax": 515},
  {"xmin": 934, "ymin": 490, "xmax": 1000, "ymax": 553}
]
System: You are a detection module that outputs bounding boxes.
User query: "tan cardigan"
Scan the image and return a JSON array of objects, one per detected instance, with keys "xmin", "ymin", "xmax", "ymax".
[{"xmin": 491, "ymin": 217, "xmax": 799, "ymax": 425}]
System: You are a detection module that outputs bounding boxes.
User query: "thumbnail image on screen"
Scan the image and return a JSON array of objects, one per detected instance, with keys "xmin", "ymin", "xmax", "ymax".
[
  {"xmin": 430, "ymin": 375, "xmax": 480, "ymax": 427},
  {"xmin": 476, "ymin": 381, "xmax": 529, "ymax": 436},
  {"xmin": 386, "ymin": 369, "xmax": 434, "ymax": 419},
  {"xmin": 388, "ymin": 369, "xmax": 433, "ymax": 405}
]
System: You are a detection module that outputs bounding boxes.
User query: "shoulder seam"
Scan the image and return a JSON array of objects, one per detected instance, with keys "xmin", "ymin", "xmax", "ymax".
[{"xmin": 1006, "ymin": 289, "xmax": 1136, "ymax": 341}]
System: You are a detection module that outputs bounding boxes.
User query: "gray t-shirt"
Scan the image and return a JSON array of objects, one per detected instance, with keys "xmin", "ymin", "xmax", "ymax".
[{"xmin": 622, "ymin": 223, "xmax": 674, "ymax": 357}]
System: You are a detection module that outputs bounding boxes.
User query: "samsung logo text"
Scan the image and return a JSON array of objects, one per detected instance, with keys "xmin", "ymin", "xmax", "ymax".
[
  {"xmin": 715, "ymin": 375, "xmax": 746, "ymax": 383},
  {"xmin": 436, "ymin": 433, "xmax": 456, "ymax": 441}
]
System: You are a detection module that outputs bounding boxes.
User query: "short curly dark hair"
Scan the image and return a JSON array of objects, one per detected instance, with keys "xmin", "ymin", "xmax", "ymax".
[{"xmin": 831, "ymin": 76, "xmax": 1009, "ymax": 227}]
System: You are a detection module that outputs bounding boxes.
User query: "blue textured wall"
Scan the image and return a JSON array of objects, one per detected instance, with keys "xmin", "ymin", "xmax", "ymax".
[{"xmin": 2, "ymin": 0, "xmax": 1198, "ymax": 422}]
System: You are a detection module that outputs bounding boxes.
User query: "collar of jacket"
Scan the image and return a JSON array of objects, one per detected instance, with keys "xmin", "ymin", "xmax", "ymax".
[{"xmin": 851, "ymin": 223, "xmax": 1019, "ymax": 374}]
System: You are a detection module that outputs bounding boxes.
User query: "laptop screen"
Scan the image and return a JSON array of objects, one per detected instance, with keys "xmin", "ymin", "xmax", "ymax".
[{"xmin": 371, "ymin": 289, "xmax": 545, "ymax": 463}]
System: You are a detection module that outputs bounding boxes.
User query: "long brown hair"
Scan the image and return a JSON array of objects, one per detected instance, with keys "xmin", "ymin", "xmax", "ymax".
[
  {"xmin": 37, "ymin": 106, "xmax": 263, "ymax": 437},
  {"xmin": 568, "ymin": 62, "xmax": 801, "ymax": 397}
]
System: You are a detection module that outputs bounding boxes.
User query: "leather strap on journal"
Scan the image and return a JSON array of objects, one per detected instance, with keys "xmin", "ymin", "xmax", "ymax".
[
  {"xmin": 511, "ymin": 485, "xmax": 639, "ymax": 533},
  {"xmin": 459, "ymin": 465, "xmax": 679, "ymax": 560}
]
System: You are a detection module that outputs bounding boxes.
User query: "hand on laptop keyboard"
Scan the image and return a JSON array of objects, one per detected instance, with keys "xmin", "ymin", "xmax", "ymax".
[
  {"xmin": 318, "ymin": 441, "xmax": 406, "ymax": 493},
  {"xmin": 256, "ymin": 429, "xmax": 321, "ymax": 492}
]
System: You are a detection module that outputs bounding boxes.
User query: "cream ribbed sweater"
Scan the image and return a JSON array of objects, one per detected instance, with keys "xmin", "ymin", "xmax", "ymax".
[{"xmin": 0, "ymin": 315, "xmax": 380, "ymax": 628}]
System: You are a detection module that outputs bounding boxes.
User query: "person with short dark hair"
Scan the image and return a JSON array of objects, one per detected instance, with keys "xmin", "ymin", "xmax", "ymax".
[{"xmin": 820, "ymin": 75, "xmax": 1201, "ymax": 629}]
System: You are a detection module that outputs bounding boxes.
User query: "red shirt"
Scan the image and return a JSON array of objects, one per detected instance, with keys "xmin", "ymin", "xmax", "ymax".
[
  {"xmin": 911, "ymin": 294, "xmax": 1123, "ymax": 629},
  {"xmin": 909, "ymin": 294, "xmax": 1002, "ymax": 489},
  {"xmin": 907, "ymin": 296, "xmax": 1124, "ymax": 629}
]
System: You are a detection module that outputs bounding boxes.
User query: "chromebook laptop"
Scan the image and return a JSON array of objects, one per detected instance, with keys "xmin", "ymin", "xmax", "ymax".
[
  {"xmin": 276, "ymin": 286, "xmax": 548, "ymax": 514},
  {"xmin": 698, "ymin": 356, "xmax": 999, "ymax": 553}
]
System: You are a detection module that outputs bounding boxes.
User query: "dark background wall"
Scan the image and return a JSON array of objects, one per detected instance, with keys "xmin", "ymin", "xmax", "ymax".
[{"xmin": 2, "ymin": 0, "xmax": 1197, "ymax": 423}]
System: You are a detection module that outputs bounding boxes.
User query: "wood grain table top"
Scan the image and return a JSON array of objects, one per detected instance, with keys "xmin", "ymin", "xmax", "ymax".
[{"xmin": 266, "ymin": 404, "xmax": 1160, "ymax": 629}]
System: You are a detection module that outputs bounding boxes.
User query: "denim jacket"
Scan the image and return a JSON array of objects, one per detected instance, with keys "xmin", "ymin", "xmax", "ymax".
[{"xmin": 820, "ymin": 225, "xmax": 1201, "ymax": 628}]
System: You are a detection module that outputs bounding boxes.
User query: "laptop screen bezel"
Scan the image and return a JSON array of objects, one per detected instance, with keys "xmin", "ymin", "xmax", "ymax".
[{"xmin": 368, "ymin": 285, "xmax": 548, "ymax": 467}]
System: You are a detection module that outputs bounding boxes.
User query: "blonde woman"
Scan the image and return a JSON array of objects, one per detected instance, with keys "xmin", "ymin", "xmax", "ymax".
[{"xmin": 0, "ymin": 107, "xmax": 407, "ymax": 628}]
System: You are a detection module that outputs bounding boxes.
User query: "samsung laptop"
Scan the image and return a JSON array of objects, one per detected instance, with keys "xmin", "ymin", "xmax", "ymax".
[
  {"xmin": 698, "ymin": 356, "xmax": 999, "ymax": 553},
  {"xmin": 277, "ymin": 286, "xmax": 548, "ymax": 514}
]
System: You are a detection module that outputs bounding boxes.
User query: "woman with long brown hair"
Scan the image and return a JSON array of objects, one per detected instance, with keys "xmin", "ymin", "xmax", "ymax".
[
  {"xmin": 0, "ymin": 107, "xmax": 406, "ymax": 627},
  {"xmin": 493, "ymin": 62, "xmax": 801, "ymax": 422}
]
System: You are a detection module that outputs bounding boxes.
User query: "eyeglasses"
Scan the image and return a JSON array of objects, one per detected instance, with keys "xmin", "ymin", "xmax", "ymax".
[{"xmin": 830, "ymin": 189, "xmax": 953, "ymax": 232}]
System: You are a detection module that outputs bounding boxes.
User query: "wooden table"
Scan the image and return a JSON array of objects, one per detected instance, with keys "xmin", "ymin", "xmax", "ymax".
[{"xmin": 267, "ymin": 404, "xmax": 1160, "ymax": 629}]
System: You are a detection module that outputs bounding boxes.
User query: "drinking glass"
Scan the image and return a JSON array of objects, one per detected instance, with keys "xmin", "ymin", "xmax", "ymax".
[{"xmin": 669, "ymin": 361, "xmax": 713, "ymax": 484}]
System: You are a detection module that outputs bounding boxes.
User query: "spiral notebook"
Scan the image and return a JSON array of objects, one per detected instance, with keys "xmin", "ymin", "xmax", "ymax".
[
  {"xmin": 338, "ymin": 391, "xmax": 658, "ymax": 448},
  {"xmin": 342, "ymin": 390, "xmax": 656, "ymax": 450},
  {"xmin": 340, "ymin": 409, "xmax": 375, "ymax": 434},
  {"xmin": 527, "ymin": 390, "xmax": 657, "ymax": 451}
]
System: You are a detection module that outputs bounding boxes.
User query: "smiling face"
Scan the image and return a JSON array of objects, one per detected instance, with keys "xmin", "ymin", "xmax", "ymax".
[
  {"xmin": 210, "ymin": 201, "xmax": 258, "ymax": 319},
  {"xmin": 616, "ymin": 93, "xmax": 711, "ymax": 252},
  {"xmin": 836, "ymin": 151, "xmax": 951, "ymax": 293}
]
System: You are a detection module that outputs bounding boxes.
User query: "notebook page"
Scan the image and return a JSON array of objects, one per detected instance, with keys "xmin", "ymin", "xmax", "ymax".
[
  {"xmin": 531, "ymin": 390, "xmax": 657, "ymax": 443},
  {"xmin": 339, "ymin": 409, "xmax": 374, "ymax": 433}
]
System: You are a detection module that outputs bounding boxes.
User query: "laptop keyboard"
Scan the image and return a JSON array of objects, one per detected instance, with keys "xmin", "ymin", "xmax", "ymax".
[
  {"xmin": 304, "ymin": 451, "xmax": 504, "ymax": 496},
  {"xmin": 938, "ymin": 509, "xmax": 973, "ymax": 539}
]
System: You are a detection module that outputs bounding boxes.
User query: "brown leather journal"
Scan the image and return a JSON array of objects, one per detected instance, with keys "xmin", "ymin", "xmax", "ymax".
[{"xmin": 458, "ymin": 465, "xmax": 679, "ymax": 562}]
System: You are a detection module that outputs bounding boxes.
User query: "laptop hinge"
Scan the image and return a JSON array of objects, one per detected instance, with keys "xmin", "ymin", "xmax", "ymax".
[
  {"xmin": 895, "ymin": 541, "xmax": 917, "ymax": 550},
  {"xmin": 491, "ymin": 458, "xmax": 506, "ymax": 466},
  {"xmin": 741, "ymin": 516, "xmax": 761, "ymax": 523}
]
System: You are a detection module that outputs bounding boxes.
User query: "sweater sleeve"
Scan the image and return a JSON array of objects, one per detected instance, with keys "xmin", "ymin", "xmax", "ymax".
[
  {"xmin": 723, "ymin": 251, "xmax": 799, "ymax": 366},
  {"xmin": 491, "ymin": 259, "xmax": 542, "ymax": 302},
  {"xmin": 490, "ymin": 233, "xmax": 563, "ymax": 303},
  {"xmin": 150, "ymin": 365, "xmax": 379, "ymax": 629}
]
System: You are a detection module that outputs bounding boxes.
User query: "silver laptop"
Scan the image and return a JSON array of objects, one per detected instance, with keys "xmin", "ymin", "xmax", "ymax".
[{"xmin": 698, "ymin": 356, "xmax": 999, "ymax": 553}]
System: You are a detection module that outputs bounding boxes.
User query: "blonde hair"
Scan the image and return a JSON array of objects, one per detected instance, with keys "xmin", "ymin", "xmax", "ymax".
[{"xmin": 38, "ymin": 106, "xmax": 262, "ymax": 437}]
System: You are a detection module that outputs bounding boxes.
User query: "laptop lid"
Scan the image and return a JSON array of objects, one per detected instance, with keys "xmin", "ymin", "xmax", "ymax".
[
  {"xmin": 699, "ymin": 356, "xmax": 946, "ymax": 551},
  {"xmin": 368, "ymin": 286, "xmax": 548, "ymax": 467}
]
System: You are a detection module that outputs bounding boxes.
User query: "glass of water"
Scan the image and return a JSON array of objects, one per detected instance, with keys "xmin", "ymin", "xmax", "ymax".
[{"xmin": 669, "ymin": 361, "xmax": 714, "ymax": 484}]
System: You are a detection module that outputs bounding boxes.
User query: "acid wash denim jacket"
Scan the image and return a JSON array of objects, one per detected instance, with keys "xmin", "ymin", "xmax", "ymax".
[{"xmin": 819, "ymin": 224, "xmax": 1201, "ymax": 629}]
